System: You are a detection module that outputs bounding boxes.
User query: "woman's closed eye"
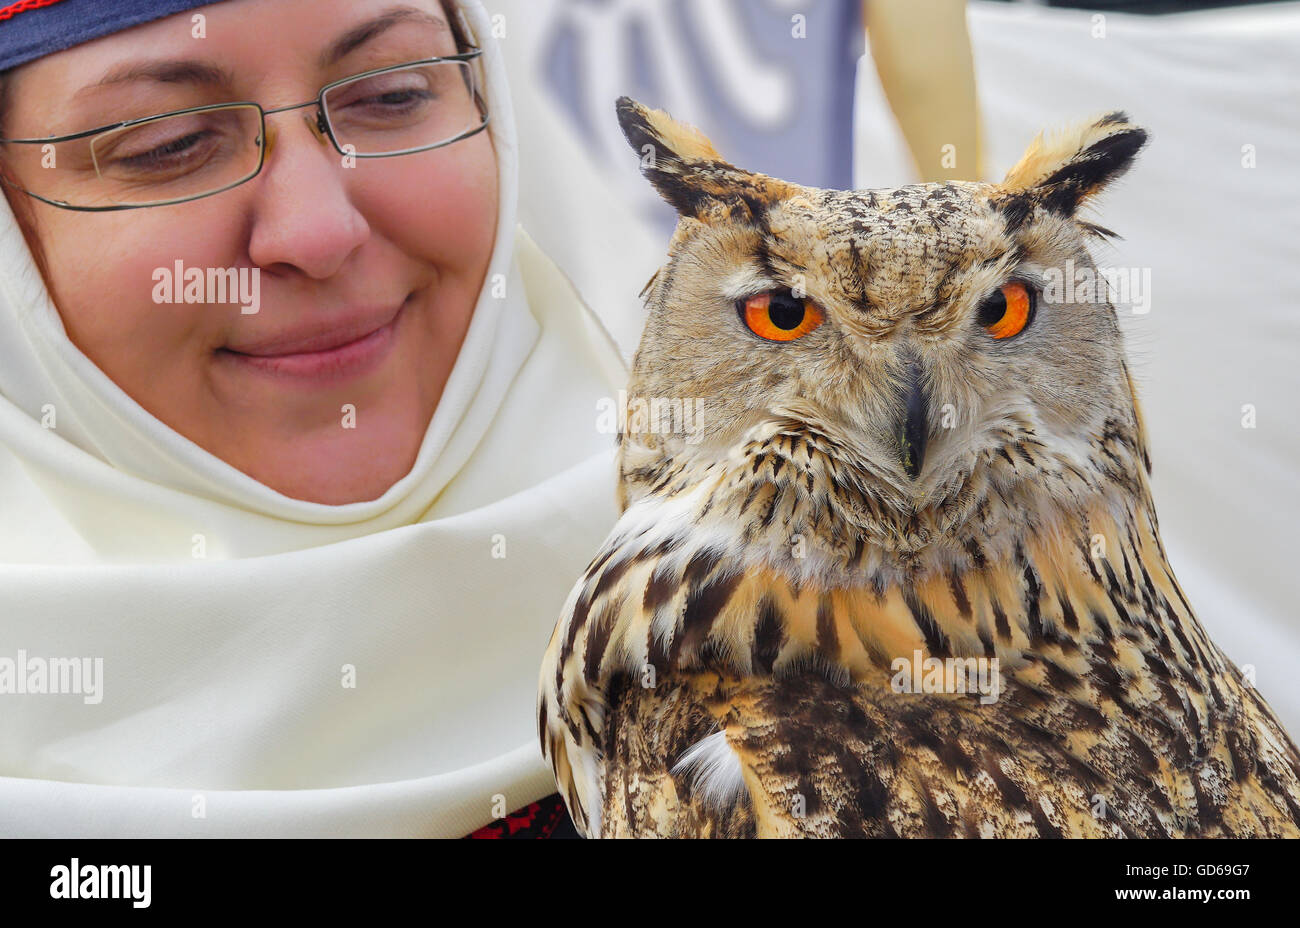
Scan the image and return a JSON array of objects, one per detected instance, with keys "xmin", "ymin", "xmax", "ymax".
[{"xmin": 94, "ymin": 114, "xmax": 244, "ymax": 181}]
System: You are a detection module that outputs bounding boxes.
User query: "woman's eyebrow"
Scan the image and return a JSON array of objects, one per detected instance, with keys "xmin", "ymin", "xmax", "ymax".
[
  {"xmin": 74, "ymin": 7, "xmax": 449, "ymax": 98},
  {"xmin": 76, "ymin": 60, "xmax": 233, "ymax": 98},
  {"xmin": 320, "ymin": 7, "xmax": 450, "ymax": 68}
]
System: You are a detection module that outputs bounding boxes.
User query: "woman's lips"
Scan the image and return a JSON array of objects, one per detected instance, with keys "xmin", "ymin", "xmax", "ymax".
[{"xmin": 219, "ymin": 306, "xmax": 403, "ymax": 386}]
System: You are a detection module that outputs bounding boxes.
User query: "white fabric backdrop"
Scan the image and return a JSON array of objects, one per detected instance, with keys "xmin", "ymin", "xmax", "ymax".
[{"xmin": 493, "ymin": 0, "xmax": 1300, "ymax": 736}]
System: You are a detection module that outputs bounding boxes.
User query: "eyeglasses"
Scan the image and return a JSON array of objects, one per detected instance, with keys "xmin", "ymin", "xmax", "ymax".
[{"xmin": 0, "ymin": 49, "xmax": 490, "ymax": 211}]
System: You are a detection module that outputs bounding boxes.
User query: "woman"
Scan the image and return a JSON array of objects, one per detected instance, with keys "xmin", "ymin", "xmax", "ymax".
[{"xmin": 0, "ymin": 0, "xmax": 625, "ymax": 837}]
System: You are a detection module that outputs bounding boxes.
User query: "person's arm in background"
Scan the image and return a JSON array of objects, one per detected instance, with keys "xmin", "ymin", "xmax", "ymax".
[{"xmin": 864, "ymin": 0, "xmax": 984, "ymax": 181}]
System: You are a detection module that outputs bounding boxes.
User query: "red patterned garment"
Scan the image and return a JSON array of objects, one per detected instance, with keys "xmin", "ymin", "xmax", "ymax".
[
  {"xmin": 0, "ymin": 0, "xmax": 72, "ymax": 22},
  {"xmin": 465, "ymin": 792, "xmax": 579, "ymax": 839}
]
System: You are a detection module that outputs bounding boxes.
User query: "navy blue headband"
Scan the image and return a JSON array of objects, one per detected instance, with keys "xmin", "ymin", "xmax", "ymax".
[{"xmin": 0, "ymin": 0, "xmax": 226, "ymax": 72}]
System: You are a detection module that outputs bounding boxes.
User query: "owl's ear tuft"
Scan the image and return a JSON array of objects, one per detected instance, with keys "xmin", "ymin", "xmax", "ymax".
[
  {"xmin": 615, "ymin": 96, "xmax": 736, "ymax": 219},
  {"xmin": 999, "ymin": 112, "xmax": 1148, "ymax": 218},
  {"xmin": 616, "ymin": 96, "xmax": 722, "ymax": 164}
]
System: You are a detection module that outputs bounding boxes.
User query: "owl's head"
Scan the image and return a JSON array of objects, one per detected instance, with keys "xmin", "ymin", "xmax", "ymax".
[{"xmin": 615, "ymin": 97, "xmax": 1151, "ymax": 557}]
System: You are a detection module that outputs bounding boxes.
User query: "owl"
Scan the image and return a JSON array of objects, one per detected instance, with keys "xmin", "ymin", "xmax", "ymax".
[{"xmin": 537, "ymin": 97, "xmax": 1300, "ymax": 837}]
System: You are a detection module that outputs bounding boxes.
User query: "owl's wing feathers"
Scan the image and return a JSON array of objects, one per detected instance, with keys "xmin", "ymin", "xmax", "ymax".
[
  {"xmin": 604, "ymin": 667, "xmax": 1149, "ymax": 837},
  {"xmin": 542, "ymin": 481, "xmax": 1300, "ymax": 838}
]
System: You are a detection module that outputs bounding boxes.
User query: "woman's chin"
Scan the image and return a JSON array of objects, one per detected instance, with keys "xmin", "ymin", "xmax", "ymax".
[{"xmin": 210, "ymin": 394, "xmax": 431, "ymax": 504}]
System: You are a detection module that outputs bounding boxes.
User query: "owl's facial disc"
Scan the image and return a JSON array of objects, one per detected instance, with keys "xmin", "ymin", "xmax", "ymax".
[{"xmin": 614, "ymin": 97, "xmax": 1152, "ymax": 536}]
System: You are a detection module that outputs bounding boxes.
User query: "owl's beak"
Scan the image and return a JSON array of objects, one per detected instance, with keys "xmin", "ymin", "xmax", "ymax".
[{"xmin": 896, "ymin": 358, "xmax": 928, "ymax": 479}]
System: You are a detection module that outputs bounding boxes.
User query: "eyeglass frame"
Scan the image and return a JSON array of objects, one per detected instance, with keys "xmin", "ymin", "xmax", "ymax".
[{"xmin": 0, "ymin": 46, "xmax": 491, "ymax": 212}]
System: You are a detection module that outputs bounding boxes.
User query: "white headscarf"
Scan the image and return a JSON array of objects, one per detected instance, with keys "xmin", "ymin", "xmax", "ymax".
[{"xmin": 0, "ymin": 0, "xmax": 628, "ymax": 836}]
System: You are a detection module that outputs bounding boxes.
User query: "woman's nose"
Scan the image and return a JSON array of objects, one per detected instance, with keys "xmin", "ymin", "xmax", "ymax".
[
  {"xmin": 246, "ymin": 113, "xmax": 370, "ymax": 280},
  {"xmin": 262, "ymin": 112, "xmax": 328, "ymax": 156}
]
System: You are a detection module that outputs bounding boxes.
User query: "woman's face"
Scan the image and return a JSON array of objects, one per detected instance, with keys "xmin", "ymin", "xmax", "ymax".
[{"xmin": 2, "ymin": 0, "xmax": 498, "ymax": 504}]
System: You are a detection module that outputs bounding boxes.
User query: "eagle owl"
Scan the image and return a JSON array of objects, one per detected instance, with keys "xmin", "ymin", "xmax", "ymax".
[{"xmin": 538, "ymin": 97, "xmax": 1300, "ymax": 838}]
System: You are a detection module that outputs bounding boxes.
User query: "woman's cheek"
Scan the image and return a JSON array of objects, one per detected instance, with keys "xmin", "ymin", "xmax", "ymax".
[
  {"xmin": 42, "ymin": 218, "xmax": 230, "ymax": 393},
  {"xmin": 380, "ymin": 136, "xmax": 498, "ymax": 278}
]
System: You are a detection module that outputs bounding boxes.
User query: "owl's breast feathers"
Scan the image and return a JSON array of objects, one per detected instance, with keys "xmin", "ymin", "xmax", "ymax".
[{"xmin": 538, "ymin": 419, "xmax": 1300, "ymax": 838}]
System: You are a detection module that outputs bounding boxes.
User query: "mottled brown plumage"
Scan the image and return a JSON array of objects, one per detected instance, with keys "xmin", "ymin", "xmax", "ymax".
[{"xmin": 538, "ymin": 98, "xmax": 1300, "ymax": 838}]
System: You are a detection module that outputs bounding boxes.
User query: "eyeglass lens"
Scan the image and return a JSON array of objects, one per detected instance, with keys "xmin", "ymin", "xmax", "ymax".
[{"xmin": 4, "ymin": 59, "xmax": 483, "ymax": 209}]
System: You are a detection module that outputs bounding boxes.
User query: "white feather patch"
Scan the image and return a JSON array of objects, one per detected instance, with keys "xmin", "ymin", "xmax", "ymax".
[{"xmin": 671, "ymin": 730, "xmax": 747, "ymax": 810}]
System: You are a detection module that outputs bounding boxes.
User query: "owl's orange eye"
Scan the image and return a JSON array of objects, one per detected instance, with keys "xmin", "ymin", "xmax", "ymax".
[
  {"xmin": 977, "ymin": 281, "xmax": 1036, "ymax": 339},
  {"xmin": 739, "ymin": 290, "xmax": 824, "ymax": 342}
]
